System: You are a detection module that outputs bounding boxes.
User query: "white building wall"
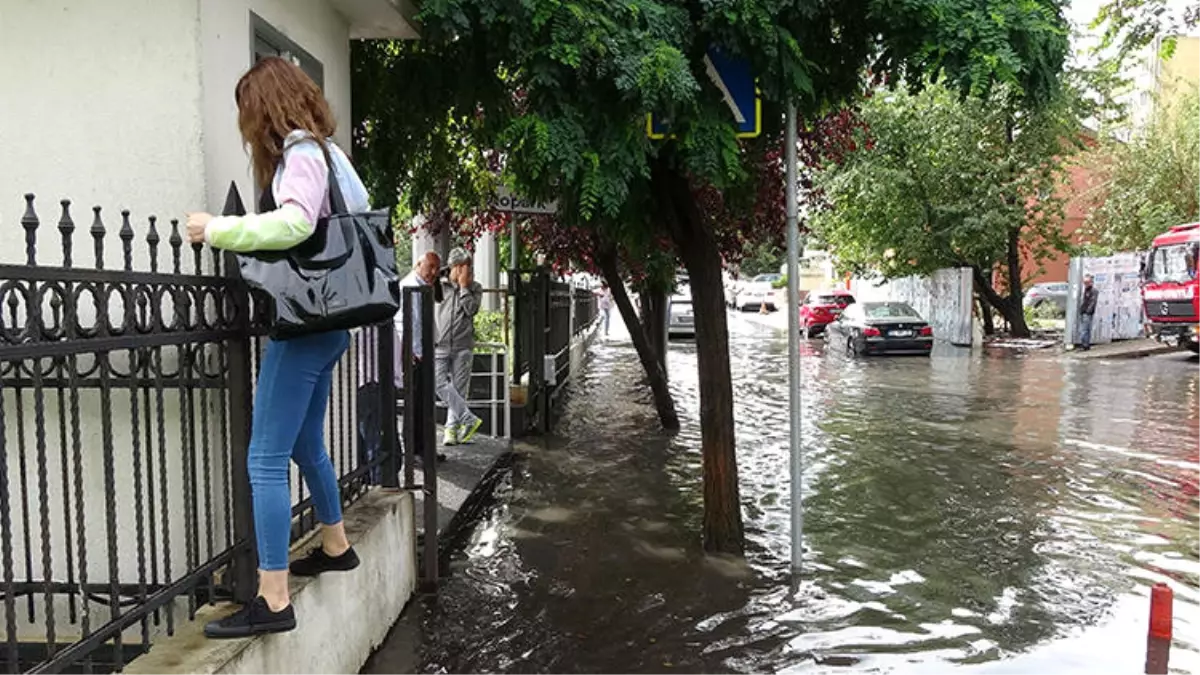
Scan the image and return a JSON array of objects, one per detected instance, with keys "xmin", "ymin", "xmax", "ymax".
[
  {"xmin": 200, "ymin": 0, "xmax": 353, "ymax": 212},
  {"xmin": 0, "ymin": 0, "xmax": 206, "ymax": 268},
  {"xmin": 0, "ymin": 0, "xmax": 363, "ymax": 652}
]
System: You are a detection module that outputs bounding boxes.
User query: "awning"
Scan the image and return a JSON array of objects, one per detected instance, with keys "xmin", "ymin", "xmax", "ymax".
[{"xmin": 328, "ymin": 0, "xmax": 420, "ymax": 39}]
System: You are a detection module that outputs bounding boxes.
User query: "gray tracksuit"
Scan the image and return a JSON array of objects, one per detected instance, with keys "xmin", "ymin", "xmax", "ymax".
[{"xmin": 435, "ymin": 279, "xmax": 483, "ymax": 355}]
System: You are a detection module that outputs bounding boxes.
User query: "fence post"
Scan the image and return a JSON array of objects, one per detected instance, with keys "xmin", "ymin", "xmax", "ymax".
[
  {"xmin": 220, "ymin": 183, "xmax": 256, "ymax": 604},
  {"xmin": 378, "ymin": 321, "xmax": 400, "ymax": 489},
  {"xmin": 418, "ymin": 284, "xmax": 439, "ymax": 588},
  {"xmin": 401, "ymin": 290, "xmax": 416, "ymax": 489},
  {"xmin": 540, "ymin": 267, "xmax": 552, "ymax": 429},
  {"xmin": 510, "ymin": 270, "xmax": 523, "ymax": 387}
]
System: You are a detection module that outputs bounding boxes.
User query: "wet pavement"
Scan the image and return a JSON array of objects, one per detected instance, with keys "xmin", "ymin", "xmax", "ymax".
[{"xmin": 365, "ymin": 313, "xmax": 1199, "ymax": 674}]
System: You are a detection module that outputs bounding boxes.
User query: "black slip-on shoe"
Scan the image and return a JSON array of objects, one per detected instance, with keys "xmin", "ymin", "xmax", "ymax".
[
  {"xmin": 204, "ymin": 596, "xmax": 296, "ymax": 639},
  {"xmin": 289, "ymin": 546, "xmax": 361, "ymax": 577}
]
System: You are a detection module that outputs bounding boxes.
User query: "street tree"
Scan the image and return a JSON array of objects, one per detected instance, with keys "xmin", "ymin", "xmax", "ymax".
[
  {"xmin": 353, "ymin": 0, "xmax": 1069, "ymax": 553},
  {"xmin": 810, "ymin": 82, "xmax": 1078, "ymax": 337},
  {"xmin": 1082, "ymin": 89, "xmax": 1200, "ymax": 252}
]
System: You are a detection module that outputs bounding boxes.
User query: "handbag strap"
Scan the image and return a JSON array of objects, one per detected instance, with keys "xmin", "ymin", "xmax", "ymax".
[
  {"xmin": 314, "ymin": 140, "xmax": 349, "ymax": 216},
  {"xmin": 261, "ymin": 135, "xmax": 349, "ymax": 216}
]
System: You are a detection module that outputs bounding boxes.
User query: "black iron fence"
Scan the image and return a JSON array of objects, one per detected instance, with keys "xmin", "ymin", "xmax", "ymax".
[
  {"xmin": 572, "ymin": 287, "xmax": 599, "ymax": 337},
  {"xmin": 0, "ymin": 186, "xmax": 432, "ymax": 674},
  {"xmin": 510, "ymin": 271, "xmax": 600, "ymax": 434}
]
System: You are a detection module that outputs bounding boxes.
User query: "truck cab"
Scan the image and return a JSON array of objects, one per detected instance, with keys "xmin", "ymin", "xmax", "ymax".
[{"xmin": 1142, "ymin": 222, "xmax": 1200, "ymax": 353}]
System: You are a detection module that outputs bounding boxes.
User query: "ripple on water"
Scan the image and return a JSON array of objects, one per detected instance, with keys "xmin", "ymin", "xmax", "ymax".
[{"xmin": 387, "ymin": 322, "xmax": 1200, "ymax": 675}]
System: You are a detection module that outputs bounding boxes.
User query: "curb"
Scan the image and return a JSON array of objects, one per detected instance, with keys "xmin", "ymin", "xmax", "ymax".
[
  {"xmin": 434, "ymin": 449, "xmax": 515, "ymax": 563},
  {"xmin": 1068, "ymin": 343, "xmax": 1180, "ymax": 360}
]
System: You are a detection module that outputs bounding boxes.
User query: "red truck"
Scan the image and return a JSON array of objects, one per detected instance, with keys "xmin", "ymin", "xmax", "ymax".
[{"xmin": 1142, "ymin": 222, "xmax": 1200, "ymax": 353}]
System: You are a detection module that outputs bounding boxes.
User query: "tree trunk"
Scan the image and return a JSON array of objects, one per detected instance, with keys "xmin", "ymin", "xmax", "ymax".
[
  {"xmin": 972, "ymin": 265, "xmax": 1029, "ymax": 338},
  {"xmin": 655, "ymin": 159, "xmax": 745, "ymax": 555},
  {"xmin": 639, "ymin": 289, "xmax": 668, "ymax": 373},
  {"xmin": 597, "ymin": 249, "xmax": 680, "ymax": 430},
  {"xmin": 977, "ymin": 293, "xmax": 996, "ymax": 336},
  {"xmin": 1002, "ymin": 226, "xmax": 1031, "ymax": 338}
]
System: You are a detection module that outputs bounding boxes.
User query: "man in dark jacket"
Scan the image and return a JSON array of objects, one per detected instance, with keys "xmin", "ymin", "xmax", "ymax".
[
  {"xmin": 435, "ymin": 248, "xmax": 484, "ymax": 446},
  {"xmin": 1078, "ymin": 274, "xmax": 1098, "ymax": 351}
]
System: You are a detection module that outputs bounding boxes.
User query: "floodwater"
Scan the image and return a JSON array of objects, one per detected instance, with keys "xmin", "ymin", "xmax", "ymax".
[{"xmin": 366, "ymin": 315, "xmax": 1200, "ymax": 674}]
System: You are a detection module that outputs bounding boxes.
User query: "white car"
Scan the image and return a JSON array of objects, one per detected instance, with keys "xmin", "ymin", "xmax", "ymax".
[
  {"xmin": 735, "ymin": 273, "xmax": 781, "ymax": 311},
  {"xmin": 668, "ymin": 292, "xmax": 695, "ymax": 338}
]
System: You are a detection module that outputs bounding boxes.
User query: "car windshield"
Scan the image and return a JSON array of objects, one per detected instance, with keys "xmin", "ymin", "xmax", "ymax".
[
  {"xmin": 1148, "ymin": 243, "xmax": 1198, "ymax": 284},
  {"xmin": 753, "ymin": 274, "xmax": 781, "ymax": 283},
  {"xmin": 814, "ymin": 294, "xmax": 854, "ymax": 306},
  {"xmin": 862, "ymin": 302, "xmax": 920, "ymax": 319}
]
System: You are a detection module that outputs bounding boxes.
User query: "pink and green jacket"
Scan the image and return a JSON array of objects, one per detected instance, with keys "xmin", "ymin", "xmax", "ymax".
[{"xmin": 203, "ymin": 130, "xmax": 371, "ymax": 251}]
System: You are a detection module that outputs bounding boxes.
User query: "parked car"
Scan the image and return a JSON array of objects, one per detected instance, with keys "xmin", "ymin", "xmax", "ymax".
[
  {"xmin": 668, "ymin": 291, "xmax": 695, "ymax": 338},
  {"xmin": 799, "ymin": 290, "xmax": 856, "ymax": 338},
  {"xmin": 1023, "ymin": 282, "xmax": 1069, "ymax": 314},
  {"xmin": 735, "ymin": 273, "xmax": 782, "ymax": 312},
  {"xmin": 825, "ymin": 301, "xmax": 934, "ymax": 356}
]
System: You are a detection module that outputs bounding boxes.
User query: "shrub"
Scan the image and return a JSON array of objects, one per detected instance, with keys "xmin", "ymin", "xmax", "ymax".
[{"xmin": 474, "ymin": 309, "xmax": 505, "ymax": 349}]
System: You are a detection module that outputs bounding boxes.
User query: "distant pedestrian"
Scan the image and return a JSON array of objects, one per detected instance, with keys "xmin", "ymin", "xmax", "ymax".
[
  {"xmin": 1078, "ymin": 274, "xmax": 1098, "ymax": 351},
  {"xmin": 357, "ymin": 250, "xmax": 442, "ymax": 486},
  {"xmin": 435, "ymin": 248, "xmax": 484, "ymax": 447},
  {"xmin": 599, "ymin": 286, "xmax": 614, "ymax": 335}
]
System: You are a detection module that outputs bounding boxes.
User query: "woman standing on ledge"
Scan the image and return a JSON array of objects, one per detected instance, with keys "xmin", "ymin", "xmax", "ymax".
[{"xmin": 186, "ymin": 56, "xmax": 370, "ymax": 639}]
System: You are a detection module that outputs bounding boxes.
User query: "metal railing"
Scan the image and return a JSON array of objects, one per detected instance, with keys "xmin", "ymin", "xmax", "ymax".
[
  {"xmin": 462, "ymin": 343, "xmax": 511, "ymax": 438},
  {"xmin": 508, "ymin": 271, "xmax": 600, "ymax": 434},
  {"xmin": 0, "ymin": 187, "xmax": 431, "ymax": 673}
]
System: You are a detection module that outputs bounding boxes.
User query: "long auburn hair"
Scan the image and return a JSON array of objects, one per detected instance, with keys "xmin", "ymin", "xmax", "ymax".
[{"xmin": 235, "ymin": 57, "xmax": 336, "ymax": 189}]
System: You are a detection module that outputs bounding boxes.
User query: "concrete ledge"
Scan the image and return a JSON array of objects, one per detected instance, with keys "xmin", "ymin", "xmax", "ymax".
[
  {"xmin": 125, "ymin": 489, "xmax": 416, "ymax": 675},
  {"xmin": 1068, "ymin": 338, "xmax": 1182, "ymax": 360}
]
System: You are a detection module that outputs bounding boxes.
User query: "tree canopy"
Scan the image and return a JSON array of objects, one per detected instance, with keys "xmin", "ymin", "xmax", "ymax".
[
  {"xmin": 1090, "ymin": 0, "xmax": 1199, "ymax": 67},
  {"xmin": 352, "ymin": 0, "xmax": 1073, "ymax": 552},
  {"xmin": 1082, "ymin": 89, "xmax": 1200, "ymax": 251},
  {"xmin": 810, "ymin": 81, "xmax": 1078, "ymax": 335}
]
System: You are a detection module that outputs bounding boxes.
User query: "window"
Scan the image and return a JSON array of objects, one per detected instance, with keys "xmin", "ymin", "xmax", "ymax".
[
  {"xmin": 811, "ymin": 293, "xmax": 855, "ymax": 306},
  {"xmin": 1148, "ymin": 243, "xmax": 1199, "ymax": 284},
  {"xmin": 251, "ymin": 12, "xmax": 324, "ymax": 89},
  {"xmin": 862, "ymin": 302, "xmax": 920, "ymax": 319}
]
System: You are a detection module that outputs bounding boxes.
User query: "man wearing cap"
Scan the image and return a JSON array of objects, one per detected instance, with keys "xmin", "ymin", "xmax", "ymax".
[{"xmin": 435, "ymin": 247, "xmax": 484, "ymax": 445}]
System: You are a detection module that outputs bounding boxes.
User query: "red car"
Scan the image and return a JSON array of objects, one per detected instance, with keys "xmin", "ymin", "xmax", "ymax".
[{"xmin": 800, "ymin": 290, "xmax": 856, "ymax": 338}]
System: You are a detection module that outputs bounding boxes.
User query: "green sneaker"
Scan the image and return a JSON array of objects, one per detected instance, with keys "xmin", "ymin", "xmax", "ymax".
[
  {"xmin": 458, "ymin": 416, "xmax": 483, "ymax": 444},
  {"xmin": 442, "ymin": 425, "xmax": 459, "ymax": 446}
]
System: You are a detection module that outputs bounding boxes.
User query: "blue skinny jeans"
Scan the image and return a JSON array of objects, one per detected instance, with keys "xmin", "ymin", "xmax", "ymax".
[{"xmin": 249, "ymin": 330, "xmax": 350, "ymax": 571}]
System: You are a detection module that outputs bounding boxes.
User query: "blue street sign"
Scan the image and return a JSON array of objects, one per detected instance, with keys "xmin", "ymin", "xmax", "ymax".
[{"xmin": 647, "ymin": 46, "xmax": 761, "ymax": 140}]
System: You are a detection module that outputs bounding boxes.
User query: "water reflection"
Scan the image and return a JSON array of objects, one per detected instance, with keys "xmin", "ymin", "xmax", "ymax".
[{"xmin": 368, "ymin": 317, "xmax": 1199, "ymax": 674}]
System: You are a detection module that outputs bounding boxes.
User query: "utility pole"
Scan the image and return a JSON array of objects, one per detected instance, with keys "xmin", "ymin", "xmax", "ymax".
[{"xmin": 785, "ymin": 100, "xmax": 803, "ymax": 574}]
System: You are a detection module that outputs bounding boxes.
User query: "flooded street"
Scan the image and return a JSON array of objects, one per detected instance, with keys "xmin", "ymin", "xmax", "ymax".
[{"xmin": 367, "ymin": 314, "xmax": 1200, "ymax": 674}]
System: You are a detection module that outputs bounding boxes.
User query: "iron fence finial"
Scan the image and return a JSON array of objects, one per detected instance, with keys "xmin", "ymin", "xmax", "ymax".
[
  {"xmin": 146, "ymin": 215, "xmax": 160, "ymax": 273},
  {"xmin": 90, "ymin": 206, "xmax": 106, "ymax": 270},
  {"xmin": 58, "ymin": 199, "xmax": 75, "ymax": 268},
  {"xmin": 23, "ymin": 193, "xmax": 39, "ymax": 266},
  {"xmin": 120, "ymin": 210, "xmax": 135, "ymax": 272},
  {"xmin": 169, "ymin": 219, "xmax": 183, "ymax": 274}
]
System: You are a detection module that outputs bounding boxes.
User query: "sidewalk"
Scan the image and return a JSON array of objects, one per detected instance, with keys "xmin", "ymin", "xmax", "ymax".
[
  {"xmin": 1068, "ymin": 338, "xmax": 1180, "ymax": 360},
  {"xmin": 416, "ymin": 435, "xmax": 511, "ymax": 544}
]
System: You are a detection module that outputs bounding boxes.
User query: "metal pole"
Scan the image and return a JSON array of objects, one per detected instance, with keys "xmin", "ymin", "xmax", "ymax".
[{"xmin": 785, "ymin": 100, "xmax": 803, "ymax": 574}]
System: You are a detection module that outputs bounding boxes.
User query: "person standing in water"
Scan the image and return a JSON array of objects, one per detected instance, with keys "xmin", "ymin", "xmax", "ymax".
[{"xmin": 599, "ymin": 286, "xmax": 614, "ymax": 336}]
